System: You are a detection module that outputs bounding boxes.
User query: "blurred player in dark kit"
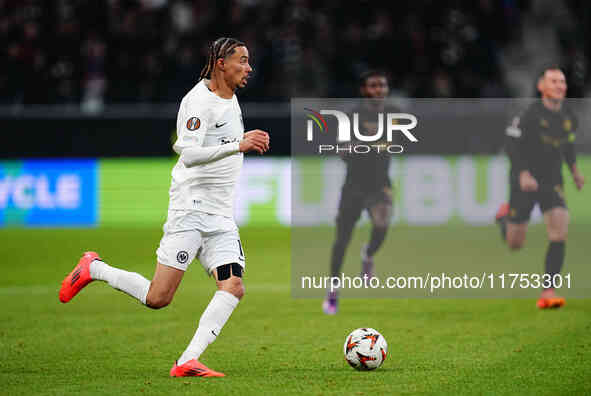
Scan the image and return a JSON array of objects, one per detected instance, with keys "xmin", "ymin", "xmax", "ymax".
[
  {"xmin": 496, "ymin": 66, "xmax": 584, "ymax": 309},
  {"xmin": 323, "ymin": 71, "xmax": 398, "ymax": 314}
]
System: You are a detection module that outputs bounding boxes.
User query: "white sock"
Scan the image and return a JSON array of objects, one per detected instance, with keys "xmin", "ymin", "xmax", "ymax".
[
  {"xmin": 177, "ymin": 290, "xmax": 240, "ymax": 365},
  {"xmin": 90, "ymin": 260, "xmax": 150, "ymax": 305}
]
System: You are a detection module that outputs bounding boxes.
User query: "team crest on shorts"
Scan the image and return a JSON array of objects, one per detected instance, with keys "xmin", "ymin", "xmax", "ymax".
[
  {"xmin": 177, "ymin": 251, "xmax": 189, "ymax": 264},
  {"xmin": 186, "ymin": 117, "xmax": 201, "ymax": 131}
]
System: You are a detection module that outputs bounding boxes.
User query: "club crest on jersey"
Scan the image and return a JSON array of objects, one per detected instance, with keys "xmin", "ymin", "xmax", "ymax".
[
  {"xmin": 177, "ymin": 251, "xmax": 189, "ymax": 264},
  {"xmin": 186, "ymin": 117, "xmax": 201, "ymax": 131}
]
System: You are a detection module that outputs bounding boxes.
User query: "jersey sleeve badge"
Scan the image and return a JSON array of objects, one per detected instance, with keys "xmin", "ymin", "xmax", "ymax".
[
  {"xmin": 186, "ymin": 117, "xmax": 201, "ymax": 131},
  {"xmin": 506, "ymin": 116, "xmax": 522, "ymax": 138}
]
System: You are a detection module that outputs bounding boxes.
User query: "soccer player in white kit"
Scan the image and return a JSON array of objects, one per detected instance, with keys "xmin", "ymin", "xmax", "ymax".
[{"xmin": 59, "ymin": 37, "xmax": 270, "ymax": 377}]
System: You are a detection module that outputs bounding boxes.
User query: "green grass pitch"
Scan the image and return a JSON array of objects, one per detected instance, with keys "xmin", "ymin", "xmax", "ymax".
[{"xmin": 1, "ymin": 225, "xmax": 590, "ymax": 395}]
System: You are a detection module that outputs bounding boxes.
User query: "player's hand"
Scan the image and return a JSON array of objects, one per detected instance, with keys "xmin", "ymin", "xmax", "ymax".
[
  {"xmin": 573, "ymin": 169, "xmax": 585, "ymax": 191},
  {"xmin": 240, "ymin": 129, "xmax": 270, "ymax": 154},
  {"xmin": 519, "ymin": 170, "xmax": 538, "ymax": 192}
]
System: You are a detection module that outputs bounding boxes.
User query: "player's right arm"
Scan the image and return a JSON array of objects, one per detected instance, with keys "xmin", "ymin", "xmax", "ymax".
[
  {"xmin": 173, "ymin": 102, "xmax": 268, "ymax": 167},
  {"xmin": 174, "ymin": 112, "xmax": 238, "ymax": 167},
  {"xmin": 505, "ymin": 109, "xmax": 538, "ymax": 192},
  {"xmin": 178, "ymin": 131, "xmax": 268, "ymax": 166},
  {"xmin": 240, "ymin": 130, "xmax": 270, "ymax": 154},
  {"xmin": 172, "ymin": 100, "xmax": 231, "ymax": 166}
]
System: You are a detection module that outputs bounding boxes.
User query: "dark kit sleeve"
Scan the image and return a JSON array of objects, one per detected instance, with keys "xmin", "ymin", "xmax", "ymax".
[{"xmin": 505, "ymin": 108, "xmax": 534, "ymax": 173}]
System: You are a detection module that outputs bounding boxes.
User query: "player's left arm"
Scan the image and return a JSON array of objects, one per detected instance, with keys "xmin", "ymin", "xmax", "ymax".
[
  {"xmin": 563, "ymin": 117, "xmax": 584, "ymax": 190},
  {"xmin": 564, "ymin": 141, "xmax": 584, "ymax": 190}
]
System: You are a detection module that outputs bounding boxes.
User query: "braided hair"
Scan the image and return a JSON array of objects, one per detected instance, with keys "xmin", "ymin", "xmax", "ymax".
[{"xmin": 199, "ymin": 37, "xmax": 246, "ymax": 81}]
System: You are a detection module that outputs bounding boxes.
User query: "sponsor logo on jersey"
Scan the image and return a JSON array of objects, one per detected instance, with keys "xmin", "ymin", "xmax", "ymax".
[
  {"xmin": 541, "ymin": 134, "xmax": 564, "ymax": 148},
  {"xmin": 220, "ymin": 137, "xmax": 239, "ymax": 145},
  {"xmin": 215, "ymin": 121, "xmax": 228, "ymax": 128},
  {"xmin": 186, "ymin": 117, "xmax": 201, "ymax": 131}
]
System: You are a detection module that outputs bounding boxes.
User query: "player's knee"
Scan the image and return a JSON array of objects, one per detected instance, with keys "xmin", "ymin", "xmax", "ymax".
[
  {"xmin": 370, "ymin": 207, "xmax": 391, "ymax": 228},
  {"xmin": 546, "ymin": 208, "xmax": 569, "ymax": 242},
  {"xmin": 373, "ymin": 223, "xmax": 389, "ymax": 232},
  {"xmin": 507, "ymin": 238, "xmax": 524, "ymax": 250},
  {"xmin": 232, "ymin": 280, "xmax": 245, "ymax": 300},
  {"xmin": 218, "ymin": 277, "xmax": 245, "ymax": 300},
  {"xmin": 548, "ymin": 229, "xmax": 567, "ymax": 242},
  {"xmin": 146, "ymin": 289, "xmax": 173, "ymax": 309}
]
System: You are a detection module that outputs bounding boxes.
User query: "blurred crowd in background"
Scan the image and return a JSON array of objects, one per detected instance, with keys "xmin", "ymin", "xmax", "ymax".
[{"xmin": 1, "ymin": 0, "xmax": 589, "ymax": 109}]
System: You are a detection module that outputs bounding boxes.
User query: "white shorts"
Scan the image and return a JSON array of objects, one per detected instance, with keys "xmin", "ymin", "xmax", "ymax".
[{"xmin": 156, "ymin": 210, "xmax": 245, "ymax": 274}]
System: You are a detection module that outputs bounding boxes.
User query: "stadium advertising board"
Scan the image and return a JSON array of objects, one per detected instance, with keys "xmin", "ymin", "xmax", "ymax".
[
  {"xmin": 0, "ymin": 159, "xmax": 98, "ymax": 226},
  {"xmin": 1, "ymin": 157, "xmax": 588, "ymax": 227},
  {"xmin": 98, "ymin": 157, "xmax": 589, "ymax": 227}
]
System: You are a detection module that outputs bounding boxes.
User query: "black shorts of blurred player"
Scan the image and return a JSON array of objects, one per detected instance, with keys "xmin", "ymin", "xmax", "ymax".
[
  {"xmin": 506, "ymin": 181, "xmax": 568, "ymax": 250},
  {"xmin": 331, "ymin": 184, "xmax": 393, "ymax": 278},
  {"xmin": 336, "ymin": 185, "xmax": 393, "ymax": 239},
  {"xmin": 508, "ymin": 182, "xmax": 566, "ymax": 225}
]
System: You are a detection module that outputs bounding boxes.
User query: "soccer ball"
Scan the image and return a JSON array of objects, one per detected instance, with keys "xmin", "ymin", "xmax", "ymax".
[{"xmin": 343, "ymin": 328, "xmax": 388, "ymax": 370}]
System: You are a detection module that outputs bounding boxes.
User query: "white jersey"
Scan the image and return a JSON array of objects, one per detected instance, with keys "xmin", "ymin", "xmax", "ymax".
[{"xmin": 168, "ymin": 79, "xmax": 244, "ymax": 218}]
